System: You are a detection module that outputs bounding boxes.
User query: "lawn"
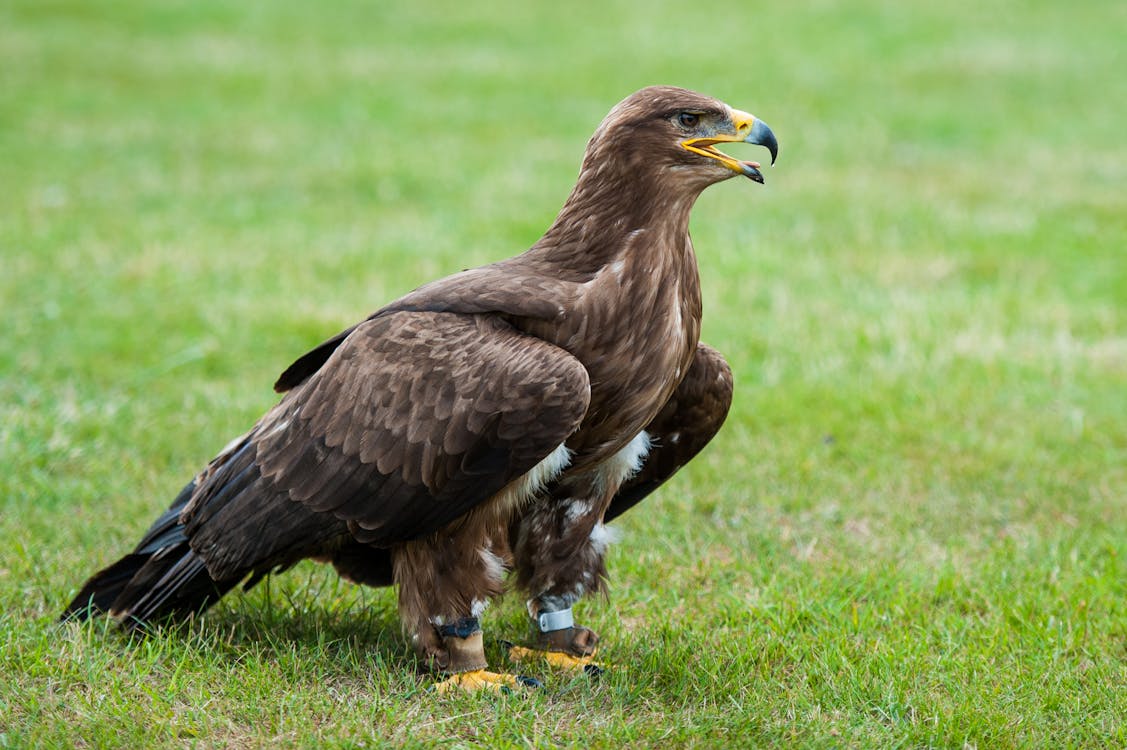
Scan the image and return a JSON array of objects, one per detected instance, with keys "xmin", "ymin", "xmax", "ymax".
[{"xmin": 2, "ymin": 0, "xmax": 1125, "ymax": 746}]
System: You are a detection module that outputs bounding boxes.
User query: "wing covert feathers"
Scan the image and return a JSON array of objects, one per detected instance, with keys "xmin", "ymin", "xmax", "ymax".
[
  {"xmin": 243, "ymin": 312, "xmax": 589, "ymax": 548},
  {"xmin": 273, "ymin": 265, "xmax": 570, "ymax": 393}
]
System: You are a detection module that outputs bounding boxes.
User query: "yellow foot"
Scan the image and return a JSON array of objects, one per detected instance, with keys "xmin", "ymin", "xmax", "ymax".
[
  {"xmin": 503, "ymin": 643, "xmax": 605, "ymax": 677},
  {"xmin": 431, "ymin": 669, "xmax": 543, "ymax": 694}
]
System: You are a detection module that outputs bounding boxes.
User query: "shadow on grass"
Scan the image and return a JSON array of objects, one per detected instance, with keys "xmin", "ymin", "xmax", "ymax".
[
  {"xmin": 65, "ymin": 563, "xmax": 428, "ymax": 684},
  {"xmin": 58, "ymin": 562, "xmax": 640, "ymax": 695}
]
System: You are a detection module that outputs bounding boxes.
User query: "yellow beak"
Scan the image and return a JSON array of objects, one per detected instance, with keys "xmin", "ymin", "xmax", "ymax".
[{"xmin": 681, "ymin": 108, "xmax": 779, "ymax": 183}]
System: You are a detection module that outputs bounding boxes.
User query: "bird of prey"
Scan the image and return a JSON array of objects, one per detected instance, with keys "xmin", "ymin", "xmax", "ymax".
[{"xmin": 63, "ymin": 85, "xmax": 778, "ymax": 692}]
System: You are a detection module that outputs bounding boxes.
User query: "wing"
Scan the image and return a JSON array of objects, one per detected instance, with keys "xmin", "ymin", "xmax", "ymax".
[
  {"xmin": 185, "ymin": 311, "xmax": 590, "ymax": 571},
  {"xmin": 605, "ymin": 342, "xmax": 733, "ymax": 522},
  {"xmin": 273, "ymin": 265, "xmax": 571, "ymax": 393}
]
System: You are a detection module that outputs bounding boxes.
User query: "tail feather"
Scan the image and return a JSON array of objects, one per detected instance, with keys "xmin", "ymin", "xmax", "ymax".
[
  {"xmin": 61, "ymin": 553, "xmax": 152, "ymax": 620},
  {"xmin": 62, "ymin": 479, "xmax": 243, "ymax": 625},
  {"xmin": 63, "ymin": 433, "xmax": 349, "ymax": 628},
  {"xmin": 113, "ymin": 545, "xmax": 239, "ymax": 625}
]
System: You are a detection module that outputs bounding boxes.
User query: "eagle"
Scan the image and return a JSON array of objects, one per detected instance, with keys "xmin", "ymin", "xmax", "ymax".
[{"xmin": 63, "ymin": 86, "xmax": 778, "ymax": 692}]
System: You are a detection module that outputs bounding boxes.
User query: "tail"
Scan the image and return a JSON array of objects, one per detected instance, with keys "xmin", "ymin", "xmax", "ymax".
[{"xmin": 61, "ymin": 480, "xmax": 241, "ymax": 626}]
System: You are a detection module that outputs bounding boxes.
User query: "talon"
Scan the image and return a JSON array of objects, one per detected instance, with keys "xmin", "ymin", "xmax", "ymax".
[
  {"xmin": 431, "ymin": 669, "xmax": 542, "ymax": 694},
  {"xmin": 506, "ymin": 644, "xmax": 604, "ymax": 673}
]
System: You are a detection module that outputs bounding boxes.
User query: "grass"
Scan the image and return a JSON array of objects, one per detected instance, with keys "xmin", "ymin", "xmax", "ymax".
[{"xmin": 2, "ymin": 0, "xmax": 1125, "ymax": 746}]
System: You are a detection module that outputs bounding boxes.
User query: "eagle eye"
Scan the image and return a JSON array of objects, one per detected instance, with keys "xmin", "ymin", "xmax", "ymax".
[{"xmin": 676, "ymin": 112, "xmax": 700, "ymax": 129}]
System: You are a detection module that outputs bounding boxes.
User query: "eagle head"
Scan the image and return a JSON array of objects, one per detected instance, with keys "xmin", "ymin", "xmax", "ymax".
[{"xmin": 584, "ymin": 86, "xmax": 779, "ymax": 189}]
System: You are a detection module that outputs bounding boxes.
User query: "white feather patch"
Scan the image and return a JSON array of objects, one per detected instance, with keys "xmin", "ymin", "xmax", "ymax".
[
  {"xmin": 565, "ymin": 498, "xmax": 593, "ymax": 523},
  {"xmin": 595, "ymin": 430, "xmax": 651, "ymax": 492},
  {"xmin": 478, "ymin": 548, "xmax": 505, "ymax": 583},
  {"xmin": 495, "ymin": 442, "xmax": 573, "ymax": 513},
  {"xmin": 589, "ymin": 522, "xmax": 621, "ymax": 556}
]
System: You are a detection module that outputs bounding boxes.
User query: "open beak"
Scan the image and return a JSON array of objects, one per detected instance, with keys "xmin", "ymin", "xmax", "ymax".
[{"xmin": 681, "ymin": 108, "xmax": 779, "ymax": 183}]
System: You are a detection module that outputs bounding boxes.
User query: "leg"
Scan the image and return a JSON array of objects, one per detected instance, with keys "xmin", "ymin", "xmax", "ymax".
[
  {"xmin": 510, "ymin": 431, "xmax": 651, "ymax": 664},
  {"xmin": 511, "ymin": 477, "xmax": 615, "ymax": 659},
  {"xmin": 509, "ymin": 343, "xmax": 733, "ymax": 667},
  {"xmin": 394, "ymin": 516, "xmax": 529, "ymax": 690}
]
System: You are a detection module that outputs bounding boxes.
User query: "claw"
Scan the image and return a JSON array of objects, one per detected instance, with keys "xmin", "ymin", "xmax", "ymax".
[
  {"xmin": 504, "ymin": 643, "xmax": 605, "ymax": 676},
  {"xmin": 431, "ymin": 669, "xmax": 542, "ymax": 694}
]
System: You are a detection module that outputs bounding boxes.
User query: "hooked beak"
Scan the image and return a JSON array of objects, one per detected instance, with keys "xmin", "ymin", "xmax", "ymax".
[{"xmin": 681, "ymin": 108, "xmax": 779, "ymax": 183}]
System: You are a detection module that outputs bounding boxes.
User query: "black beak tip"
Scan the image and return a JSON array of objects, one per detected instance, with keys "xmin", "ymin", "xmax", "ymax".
[
  {"xmin": 742, "ymin": 164, "xmax": 766, "ymax": 183},
  {"xmin": 748, "ymin": 118, "xmax": 779, "ymax": 166},
  {"xmin": 764, "ymin": 132, "xmax": 779, "ymax": 166}
]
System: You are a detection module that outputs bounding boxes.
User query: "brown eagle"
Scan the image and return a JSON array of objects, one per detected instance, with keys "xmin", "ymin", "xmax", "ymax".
[{"xmin": 63, "ymin": 86, "xmax": 778, "ymax": 691}]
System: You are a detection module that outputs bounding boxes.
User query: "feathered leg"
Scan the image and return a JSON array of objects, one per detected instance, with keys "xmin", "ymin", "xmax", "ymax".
[
  {"xmin": 393, "ymin": 511, "xmax": 539, "ymax": 692},
  {"xmin": 509, "ymin": 451, "xmax": 638, "ymax": 670},
  {"xmin": 510, "ymin": 343, "xmax": 733, "ymax": 670}
]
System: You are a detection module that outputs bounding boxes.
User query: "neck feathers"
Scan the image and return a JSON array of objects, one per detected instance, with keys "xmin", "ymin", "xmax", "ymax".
[{"xmin": 531, "ymin": 158, "xmax": 701, "ymax": 275}]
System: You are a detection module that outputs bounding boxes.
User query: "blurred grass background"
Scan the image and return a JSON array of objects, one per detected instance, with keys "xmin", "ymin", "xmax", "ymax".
[{"xmin": 1, "ymin": 0, "xmax": 1125, "ymax": 746}]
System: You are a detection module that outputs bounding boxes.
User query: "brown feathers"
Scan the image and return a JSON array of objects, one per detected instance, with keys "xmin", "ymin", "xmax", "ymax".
[{"xmin": 63, "ymin": 87, "xmax": 777, "ymax": 663}]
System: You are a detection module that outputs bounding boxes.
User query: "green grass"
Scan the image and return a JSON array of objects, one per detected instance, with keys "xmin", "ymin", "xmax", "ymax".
[{"xmin": 2, "ymin": 0, "xmax": 1125, "ymax": 746}]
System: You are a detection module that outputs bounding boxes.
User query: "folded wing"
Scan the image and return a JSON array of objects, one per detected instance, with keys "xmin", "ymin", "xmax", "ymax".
[{"xmin": 183, "ymin": 311, "xmax": 591, "ymax": 578}]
